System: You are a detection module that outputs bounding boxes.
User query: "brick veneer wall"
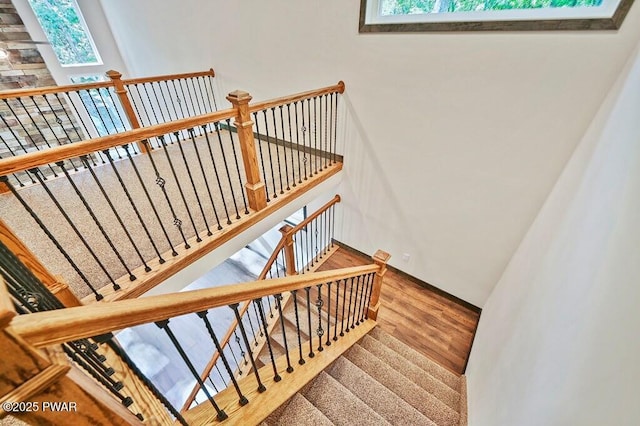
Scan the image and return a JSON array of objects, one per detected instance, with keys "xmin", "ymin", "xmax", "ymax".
[{"xmin": 0, "ymin": 0, "xmax": 55, "ymax": 90}]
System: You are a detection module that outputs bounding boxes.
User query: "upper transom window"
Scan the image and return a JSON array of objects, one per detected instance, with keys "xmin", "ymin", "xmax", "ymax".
[{"xmin": 360, "ymin": 0, "xmax": 633, "ymax": 31}]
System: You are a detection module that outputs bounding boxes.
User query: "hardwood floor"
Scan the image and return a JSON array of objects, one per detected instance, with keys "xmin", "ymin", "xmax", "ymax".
[{"xmin": 316, "ymin": 245, "xmax": 480, "ymax": 375}]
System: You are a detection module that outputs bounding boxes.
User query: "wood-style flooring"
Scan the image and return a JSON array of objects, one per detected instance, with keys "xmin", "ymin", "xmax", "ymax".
[{"xmin": 316, "ymin": 245, "xmax": 480, "ymax": 375}]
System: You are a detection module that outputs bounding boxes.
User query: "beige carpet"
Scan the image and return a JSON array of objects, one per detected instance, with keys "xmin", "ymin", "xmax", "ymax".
[
  {"xmin": 0, "ymin": 128, "xmax": 326, "ymax": 299},
  {"xmin": 264, "ymin": 327, "xmax": 468, "ymax": 426}
]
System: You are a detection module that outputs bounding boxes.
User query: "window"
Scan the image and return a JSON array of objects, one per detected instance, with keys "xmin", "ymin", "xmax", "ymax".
[
  {"xmin": 27, "ymin": 0, "xmax": 101, "ymax": 66},
  {"xmin": 360, "ymin": 0, "xmax": 633, "ymax": 31}
]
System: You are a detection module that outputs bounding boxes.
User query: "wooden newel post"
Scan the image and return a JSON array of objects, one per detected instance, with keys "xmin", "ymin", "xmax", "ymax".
[
  {"xmin": 227, "ymin": 90, "xmax": 267, "ymax": 211},
  {"xmin": 368, "ymin": 250, "xmax": 391, "ymax": 321},
  {"xmin": 279, "ymin": 224, "xmax": 297, "ymax": 276},
  {"xmin": 106, "ymin": 70, "xmax": 150, "ymax": 155},
  {"xmin": 0, "ymin": 218, "xmax": 81, "ymax": 307}
]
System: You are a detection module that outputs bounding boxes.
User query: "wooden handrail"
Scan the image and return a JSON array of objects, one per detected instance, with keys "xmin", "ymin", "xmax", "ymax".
[
  {"xmin": 122, "ymin": 69, "xmax": 215, "ymax": 86},
  {"xmin": 0, "ymin": 81, "xmax": 115, "ymax": 99},
  {"xmin": 248, "ymin": 81, "xmax": 345, "ymax": 113},
  {"xmin": 257, "ymin": 240, "xmax": 286, "ymax": 280},
  {"xmin": 0, "ymin": 276, "xmax": 16, "ymax": 329},
  {"xmin": 0, "ymin": 108, "xmax": 237, "ymax": 177},
  {"xmin": 9, "ymin": 265, "xmax": 378, "ymax": 348},
  {"xmin": 290, "ymin": 195, "xmax": 341, "ymax": 235}
]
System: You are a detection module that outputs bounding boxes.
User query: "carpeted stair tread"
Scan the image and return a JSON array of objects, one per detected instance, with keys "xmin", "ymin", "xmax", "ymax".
[
  {"xmin": 369, "ymin": 326, "xmax": 461, "ymax": 392},
  {"xmin": 269, "ymin": 393, "xmax": 333, "ymax": 426},
  {"xmin": 345, "ymin": 343, "xmax": 460, "ymax": 426},
  {"xmin": 359, "ymin": 334, "xmax": 460, "ymax": 410},
  {"xmin": 327, "ymin": 356, "xmax": 435, "ymax": 426},
  {"xmin": 302, "ymin": 371, "xmax": 391, "ymax": 426}
]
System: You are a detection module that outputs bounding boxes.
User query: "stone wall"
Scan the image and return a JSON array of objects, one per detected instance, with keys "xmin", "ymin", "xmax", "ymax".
[{"xmin": 0, "ymin": 0, "xmax": 55, "ymax": 90}]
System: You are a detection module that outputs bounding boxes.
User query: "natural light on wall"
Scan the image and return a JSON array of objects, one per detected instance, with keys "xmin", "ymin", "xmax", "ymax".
[{"xmin": 360, "ymin": 0, "xmax": 632, "ymax": 31}]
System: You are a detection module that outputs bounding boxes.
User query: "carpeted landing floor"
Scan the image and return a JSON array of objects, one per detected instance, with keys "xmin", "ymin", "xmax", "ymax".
[
  {"xmin": 264, "ymin": 327, "xmax": 468, "ymax": 426},
  {"xmin": 0, "ymin": 129, "xmax": 326, "ymax": 299}
]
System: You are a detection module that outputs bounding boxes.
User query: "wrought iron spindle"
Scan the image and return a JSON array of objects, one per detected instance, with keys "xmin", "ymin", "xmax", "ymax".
[
  {"xmin": 206, "ymin": 74, "xmax": 219, "ymax": 110},
  {"xmin": 325, "ymin": 282, "xmax": 332, "ymax": 347},
  {"xmin": 300, "ymin": 101, "xmax": 309, "ymax": 181},
  {"xmin": 121, "ymin": 144, "xmax": 174, "ymax": 258},
  {"xmin": 345, "ymin": 277, "xmax": 355, "ymax": 334},
  {"xmin": 57, "ymin": 161, "xmax": 136, "ymax": 281},
  {"xmin": 197, "ymin": 310, "xmax": 249, "ymax": 406},
  {"xmin": 262, "ymin": 110, "xmax": 278, "ymax": 199},
  {"xmin": 333, "ymin": 280, "xmax": 340, "ymax": 342},
  {"xmin": 333, "ymin": 92, "xmax": 339, "ymax": 164},
  {"xmin": 364, "ymin": 273, "xmax": 375, "ymax": 320},
  {"xmin": 140, "ymin": 84, "xmax": 161, "ymax": 126},
  {"xmin": 266, "ymin": 294, "xmax": 274, "ymax": 318},
  {"xmin": 252, "ymin": 112, "xmax": 271, "ymax": 202},
  {"xmin": 197, "ymin": 76, "xmax": 212, "ymax": 113},
  {"xmin": 305, "ymin": 286, "xmax": 315, "ymax": 358},
  {"xmin": 324, "ymin": 94, "xmax": 329, "ymax": 170},
  {"xmin": 270, "ymin": 108, "xmax": 285, "ymax": 195},
  {"xmin": 66, "ymin": 92, "xmax": 107, "ymax": 163},
  {"xmin": 230, "ymin": 303, "xmax": 266, "ymax": 392},
  {"xmin": 360, "ymin": 273, "xmax": 372, "ymax": 322},
  {"xmin": 291, "ymin": 290, "xmax": 305, "ymax": 365},
  {"xmin": 81, "ymin": 155, "xmax": 152, "ymax": 272},
  {"xmin": 255, "ymin": 298, "xmax": 282, "ymax": 382},
  {"xmin": 233, "ymin": 328, "xmax": 249, "ymax": 369},
  {"xmin": 307, "ymin": 98, "xmax": 314, "ymax": 177},
  {"xmin": 274, "ymin": 294, "xmax": 294, "ymax": 374},
  {"xmin": 170, "ymin": 80, "xmax": 189, "ymax": 136},
  {"xmin": 178, "ymin": 80, "xmax": 195, "ymax": 118},
  {"xmin": 225, "ymin": 120, "xmax": 249, "ymax": 214},
  {"xmin": 351, "ymin": 275, "xmax": 362, "ymax": 329},
  {"xmin": 149, "ymin": 83, "xmax": 169, "ymax": 126},
  {"xmin": 216, "ymin": 121, "xmax": 241, "ymax": 220},
  {"xmin": 313, "ymin": 96, "xmax": 319, "ymax": 175},
  {"xmin": 278, "ymin": 105, "xmax": 291, "ymax": 191},
  {"xmin": 202, "ymin": 125, "xmax": 230, "ymax": 226},
  {"xmin": 158, "ymin": 134, "xmax": 202, "ymax": 242},
  {"xmin": 2, "ymin": 177, "xmax": 104, "ymax": 299},
  {"xmin": 96, "ymin": 88, "xmax": 125, "ymax": 138},
  {"xmin": 156, "ymin": 320, "xmax": 227, "ymax": 421},
  {"xmin": 286, "ymin": 103, "xmax": 297, "ymax": 187},
  {"xmin": 140, "ymin": 139, "xmax": 190, "ymax": 250},
  {"xmin": 186, "ymin": 127, "xmax": 219, "ymax": 233},
  {"xmin": 356, "ymin": 274, "xmax": 367, "ymax": 326},
  {"xmin": 247, "ymin": 303, "xmax": 262, "ymax": 344},
  {"xmin": 316, "ymin": 284, "xmax": 324, "ymax": 352},
  {"xmin": 104, "ymin": 336, "xmax": 188, "ymax": 426},
  {"xmin": 331, "ymin": 204, "xmax": 336, "ymax": 248},
  {"xmin": 229, "ymin": 330, "xmax": 245, "ymax": 374},
  {"xmin": 175, "ymin": 130, "xmax": 212, "ymax": 236}
]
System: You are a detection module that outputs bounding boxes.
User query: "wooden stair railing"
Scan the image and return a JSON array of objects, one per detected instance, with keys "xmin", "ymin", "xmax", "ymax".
[
  {"xmin": 181, "ymin": 195, "xmax": 342, "ymax": 412},
  {"xmin": 4, "ymin": 256, "xmax": 389, "ymax": 424},
  {"xmin": 0, "ymin": 81, "xmax": 345, "ymax": 305}
]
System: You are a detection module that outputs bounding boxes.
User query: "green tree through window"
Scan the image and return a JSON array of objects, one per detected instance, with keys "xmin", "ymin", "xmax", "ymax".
[
  {"xmin": 28, "ymin": 0, "xmax": 100, "ymax": 66},
  {"xmin": 381, "ymin": 0, "xmax": 602, "ymax": 14}
]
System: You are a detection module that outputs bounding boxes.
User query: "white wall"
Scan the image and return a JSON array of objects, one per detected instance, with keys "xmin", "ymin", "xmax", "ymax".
[
  {"xmin": 466, "ymin": 41, "xmax": 640, "ymax": 425},
  {"xmin": 100, "ymin": 0, "xmax": 640, "ymax": 306}
]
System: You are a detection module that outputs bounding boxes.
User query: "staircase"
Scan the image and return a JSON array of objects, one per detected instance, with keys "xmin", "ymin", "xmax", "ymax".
[{"xmin": 264, "ymin": 327, "xmax": 467, "ymax": 426}]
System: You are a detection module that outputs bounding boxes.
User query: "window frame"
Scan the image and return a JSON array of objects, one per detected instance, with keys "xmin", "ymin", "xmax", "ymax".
[{"xmin": 359, "ymin": 0, "xmax": 635, "ymax": 32}]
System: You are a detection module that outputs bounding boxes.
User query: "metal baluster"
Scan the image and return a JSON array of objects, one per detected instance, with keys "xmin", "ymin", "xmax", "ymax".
[
  {"xmin": 270, "ymin": 108, "xmax": 285, "ymax": 194},
  {"xmin": 178, "ymin": 79, "xmax": 195, "ymax": 118},
  {"xmin": 360, "ymin": 273, "xmax": 372, "ymax": 322},
  {"xmin": 324, "ymin": 94, "xmax": 329, "ymax": 169},
  {"xmin": 187, "ymin": 78, "xmax": 205, "ymax": 116},
  {"xmin": 291, "ymin": 290, "xmax": 305, "ymax": 365},
  {"xmin": 0, "ymin": 137, "xmax": 29, "ymax": 185},
  {"xmin": 140, "ymin": 84, "xmax": 161, "ymax": 125},
  {"xmin": 206, "ymin": 74, "xmax": 219, "ymax": 110},
  {"xmin": 364, "ymin": 273, "xmax": 375, "ymax": 320},
  {"xmin": 306, "ymin": 98, "xmax": 313, "ymax": 177},
  {"xmin": 156, "ymin": 319, "xmax": 227, "ymax": 421},
  {"xmin": 67, "ymin": 92, "xmax": 107, "ymax": 162},
  {"xmin": 158, "ymin": 134, "xmax": 202, "ymax": 242},
  {"xmin": 351, "ymin": 275, "xmax": 362, "ymax": 329},
  {"xmin": 286, "ymin": 103, "xmax": 297, "ymax": 187},
  {"xmin": 229, "ymin": 330, "xmax": 245, "ymax": 373},
  {"xmin": 305, "ymin": 286, "xmax": 315, "ymax": 358},
  {"xmin": 84, "ymin": 89, "xmax": 112, "ymax": 138},
  {"xmin": 262, "ymin": 110, "xmax": 278, "ymax": 199},
  {"xmin": 233, "ymin": 328, "xmax": 248, "ymax": 369},
  {"xmin": 267, "ymin": 293, "xmax": 274, "ymax": 318},
  {"xmin": 129, "ymin": 85, "xmax": 150, "ymax": 126},
  {"xmin": 186, "ymin": 127, "xmax": 220, "ymax": 234},
  {"xmin": 202, "ymin": 125, "xmax": 229, "ymax": 227},
  {"xmin": 197, "ymin": 311, "xmax": 249, "ymax": 406},
  {"xmin": 313, "ymin": 96, "xmax": 319, "ymax": 175},
  {"xmin": 249, "ymin": 302, "xmax": 263, "ymax": 341},
  {"xmin": 29, "ymin": 167, "xmax": 120, "ymax": 289},
  {"xmin": 96, "ymin": 88, "xmax": 124, "ymax": 138},
  {"xmin": 316, "ymin": 284, "xmax": 324, "ymax": 352},
  {"xmin": 255, "ymin": 298, "xmax": 282, "ymax": 382},
  {"xmin": 164, "ymin": 80, "xmax": 188, "ymax": 141},
  {"xmin": 57, "ymin": 161, "xmax": 136, "ymax": 281},
  {"xmin": 333, "ymin": 92, "xmax": 339, "ymax": 164},
  {"xmin": 344, "ymin": 277, "xmax": 355, "ymax": 335},
  {"xmin": 104, "ymin": 336, "xmax": 188, "ymax": 426},
  {"xmin": 216, "ymin": 121, "xmax": 241, "ymax": 220},
  {"xmin": 333, "ymin": 280, "xmax": 340, "ymax": 341},
  {"xmin": 149, "ymin": 83, "xmax": 169, "ymax": 126},
  {"xmin": 356, "ymin": 274, "xmax": 367, "ymax": 326},
  {"xmin": 326, "ymin": 208, "xmax": 332, "ymax": 255},
  {"xmin": 197, "ymin": 76, "xmax": 212, "ymax": 113},
  {"xmin": 81, "ymin": 154, "xmax": 152, "ymax": 272},
  {"xmin": 170, "ymin": 80, "xmax": 189, "ymax": 139},
  {"xmin": 331, "ymin": 204, "xmax": 336, "ymax": 248},
  {"xmin": 278, "ymin": 106, "xmax": 291, "ymax": 191},
  {"xmin": 325, "ymin": 282, "xmax": 332, "ymax": 347},
  {"xmin": 274, "ymin": 294, "xmax": 294, "ymax": 373},
  {"xmin": 140, "ymin": 139, "xmax": 189, "ymax": 250},
  {"xmin": 225, "ymin": 120, "xmax": 249, "ymax": 214},
  {"xmin": 176, "ymin": 129, "xmax": 212, "ymax": 236},
  {"xmin": 121, "ymin": 144, "xmax": 174, "ymax": 259},
  {"xmin": 43, "ymin": 94, "xmax": 83, "ymax": 151},
  {"xmin": 2, "ymin": 177, "xmax": 104, "ymax": 299},
  {"xmin": 230, "ymin": 303, "xmax": 266, "ymax": 392},
  {"xmin": 318, "ymin": 95, "xmax": 323, "ymax": 171},
  {"xmin": 252, "ymin": 112, "xmax": 271, "ymax": 202},
  {"xmin": 300, "ymin": 101, "xmax": 308, "ymax": 181}
]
